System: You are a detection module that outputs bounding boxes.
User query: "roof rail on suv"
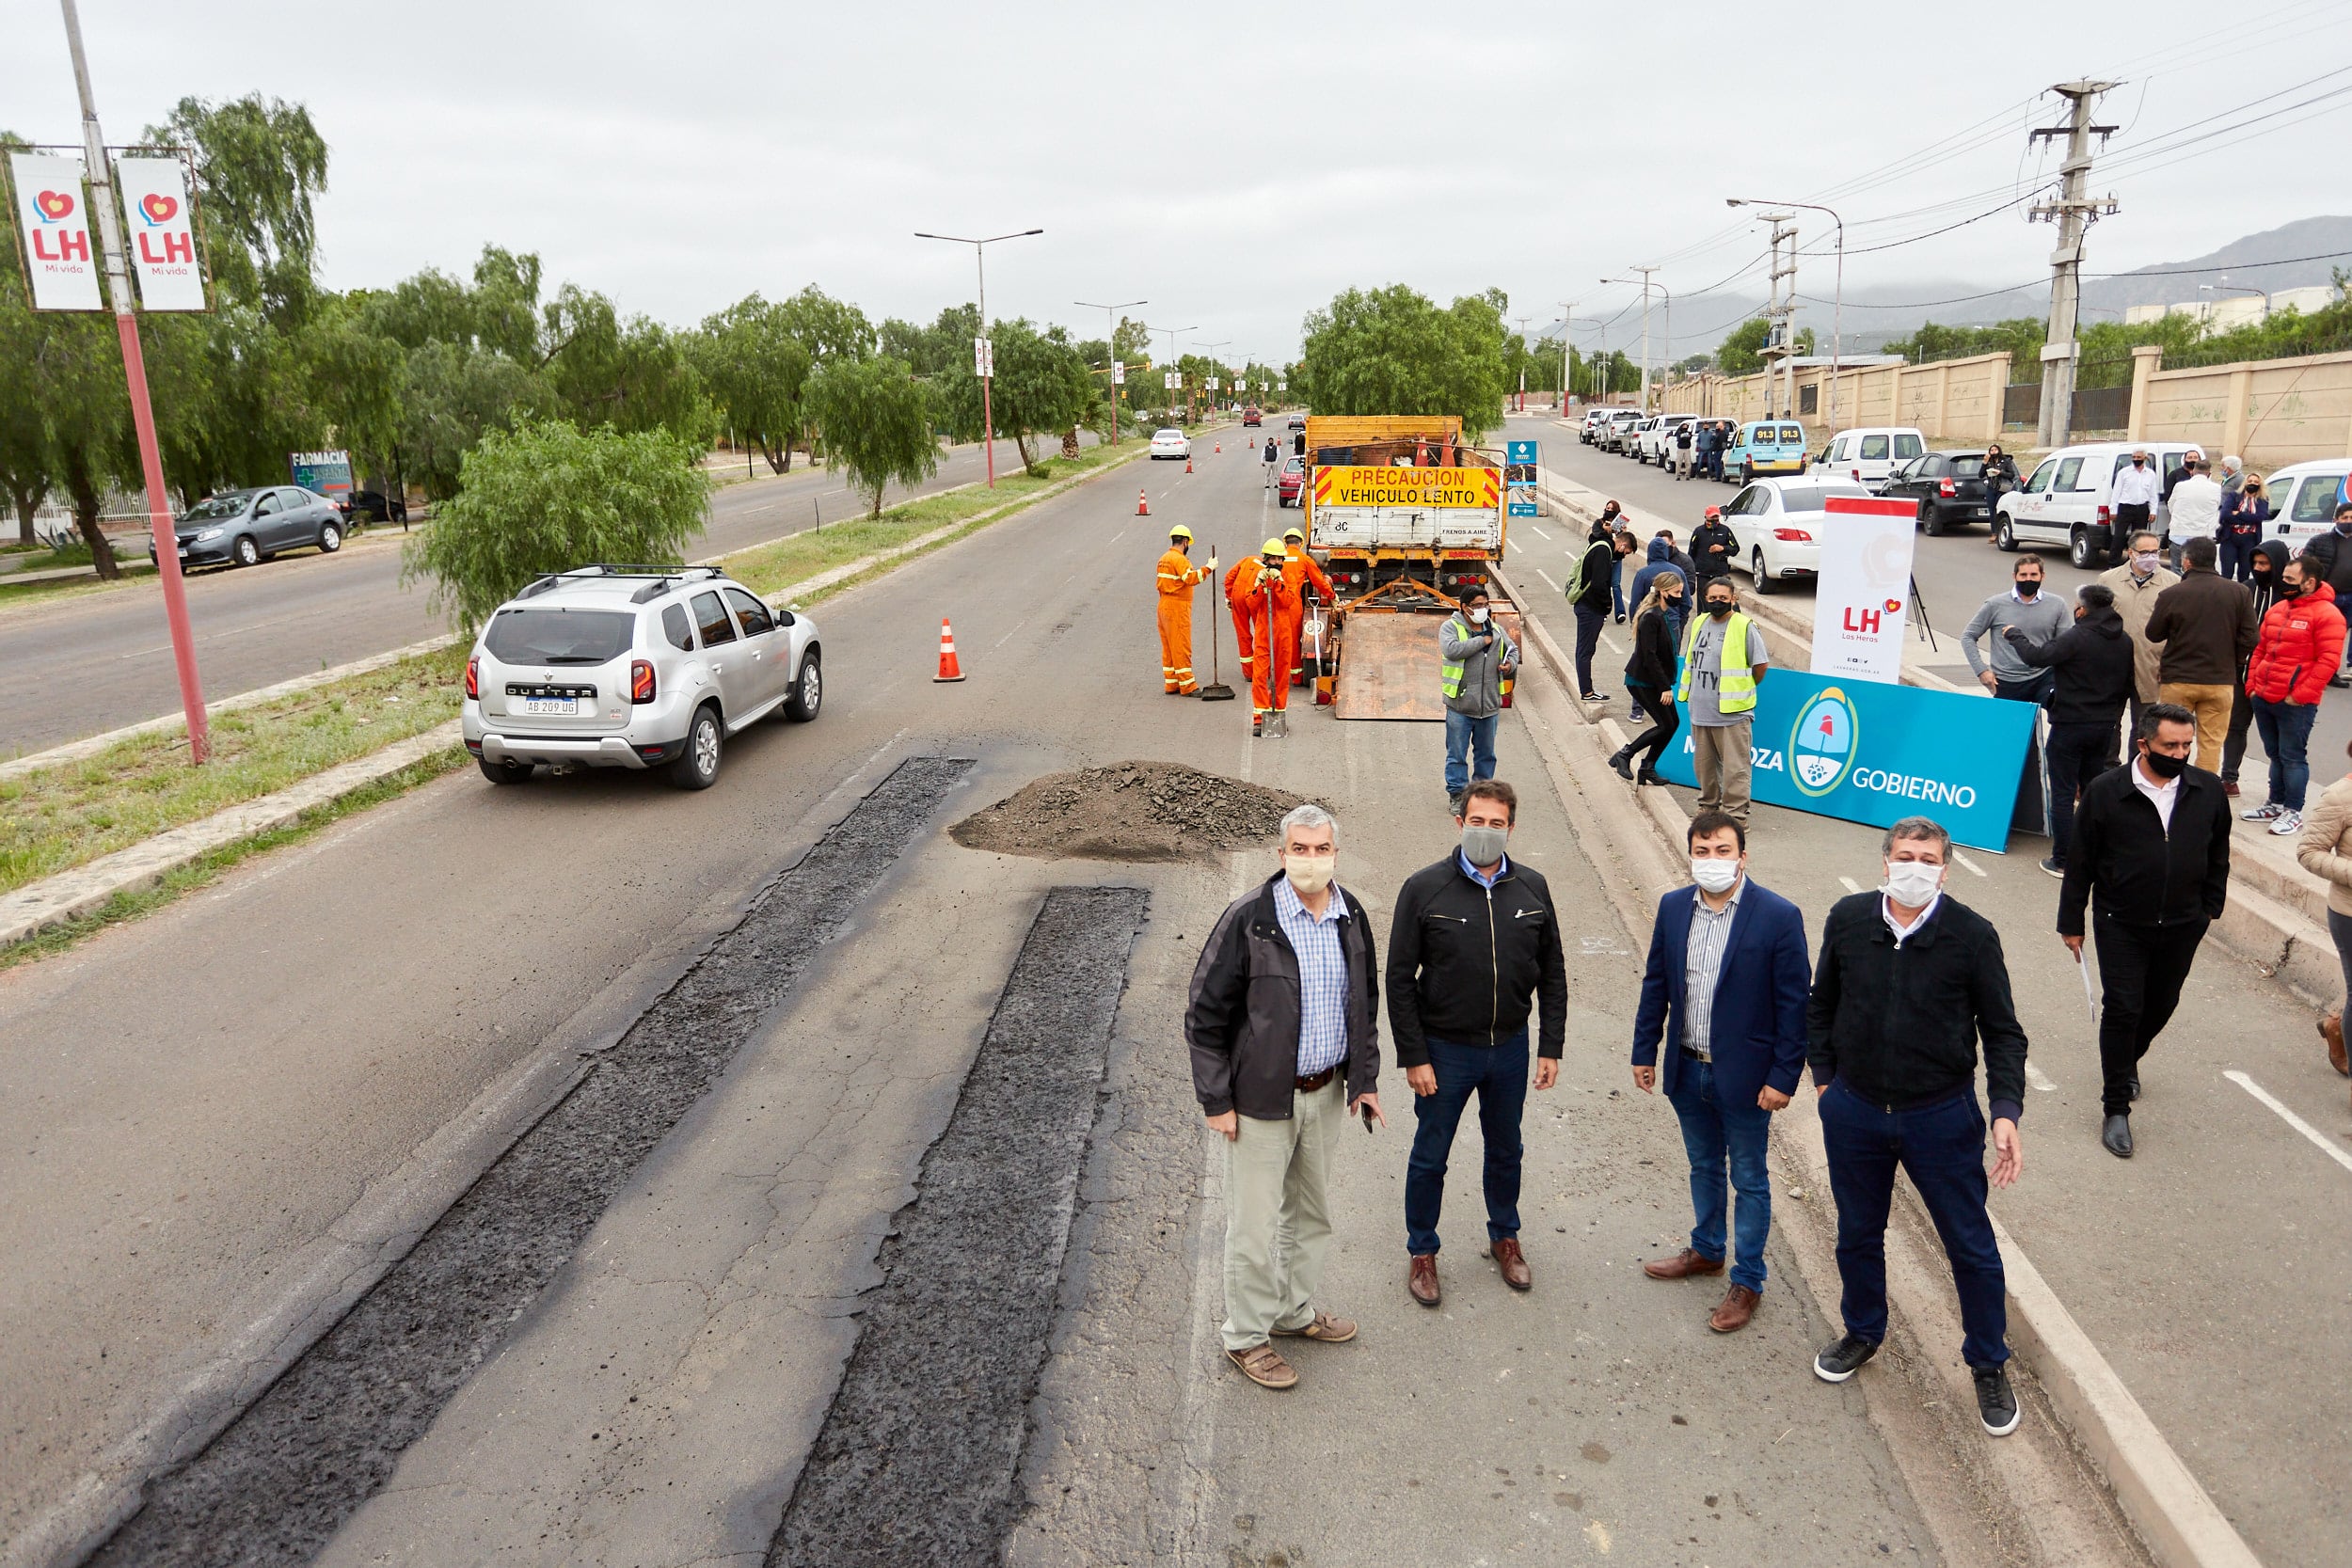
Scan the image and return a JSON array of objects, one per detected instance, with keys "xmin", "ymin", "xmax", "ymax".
[{"xmin": 514, "ymin": 564, "xmax": 722, "ymax": 601}]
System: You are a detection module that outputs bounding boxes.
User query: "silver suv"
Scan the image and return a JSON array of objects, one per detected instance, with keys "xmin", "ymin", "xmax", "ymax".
[{"xmin": 462, "ymin": 565, "xmax": 821, "ymax": 790}]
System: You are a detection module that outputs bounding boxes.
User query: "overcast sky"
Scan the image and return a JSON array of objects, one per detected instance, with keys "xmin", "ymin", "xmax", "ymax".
[{"xmin": 7, "ymin": 0, "xmax": 2350, "ymax": 365}]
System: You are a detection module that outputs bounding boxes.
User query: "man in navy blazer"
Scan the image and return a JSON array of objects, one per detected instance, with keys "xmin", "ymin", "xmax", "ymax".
[{"xmin": 1629, "ymin": 811, "xmax": 1812, "ymax": 1332}]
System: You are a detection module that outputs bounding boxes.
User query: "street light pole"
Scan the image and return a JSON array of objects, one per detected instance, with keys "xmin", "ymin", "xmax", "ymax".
[
  {"xmin": 1076, "ymin": 295, "xmax": 1145, "ymax": 444},
  {"xmin": 59, "ymin": 0, "xmax": 209, "ymax": 762},
  {"xmin": 915, "ymin": 227, "xmax": 1042, "ymax": 487},
  {"xmin": 1601, "ymin": 274, "xmax": 1662, "ymax": 411},
  {"xmin": 1558, "ymin": 300, "xmax": 1579, "ymax": 410},
  {"xmin": 2199, "ymin": 279, "xmax": 2270, "ymax": 325},
  {"xmin": 1727, "ymin": 198, "xmax": 1844, "ymax": 431}
]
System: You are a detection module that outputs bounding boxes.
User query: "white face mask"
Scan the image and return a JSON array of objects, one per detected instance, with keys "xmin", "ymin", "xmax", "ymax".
[
  {"xmin": 1283, "ymin": 853, "xmax": 1336, "ymax": 895},
  {"xmin": 1883, "ymin": 861, "xmax": 1944, "ymax": 907},
  {"xmin": 1469, "ymin": 608, "xmax": 1489, "ymax": 624},
  {"xmin": 1691, "ymin": 858, "xmax": 1740, "ymax": 894},
  {"xmin": 2132, "ymin": 551, "xmax": 2160, "ymax": 574}
]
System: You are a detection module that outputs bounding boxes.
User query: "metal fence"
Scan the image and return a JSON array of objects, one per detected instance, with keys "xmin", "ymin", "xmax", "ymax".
[{"xmin": 2000, "ymin": 380, "xmax": 2131, "ymax": 434}]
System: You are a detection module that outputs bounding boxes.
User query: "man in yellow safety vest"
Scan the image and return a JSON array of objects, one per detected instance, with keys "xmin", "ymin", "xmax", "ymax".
[{"xmin": 1677, "ymin": 578, "xmax": 1771, "ymax": 821}]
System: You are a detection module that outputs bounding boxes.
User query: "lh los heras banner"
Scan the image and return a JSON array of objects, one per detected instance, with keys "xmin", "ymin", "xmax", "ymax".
[
  {"xmin": 1654, "ymin": 670, "xmax": 2034, "ymax": 852},
  {"xmin": 8, "ymin": 152, "xmax": 103, "ymax": 310},
  {"xmin": 116, "ymin": 157, "xmax": 207, "ymax": 311},
  {"xmin": 1810, "ymin": 495, "xmax": 1916, "ymax": 685}
]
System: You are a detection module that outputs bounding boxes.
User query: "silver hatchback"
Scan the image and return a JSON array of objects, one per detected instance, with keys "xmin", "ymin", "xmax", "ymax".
[{"xmin": 462, "ymin": 565, "xmax": 821, "ymax": 790}]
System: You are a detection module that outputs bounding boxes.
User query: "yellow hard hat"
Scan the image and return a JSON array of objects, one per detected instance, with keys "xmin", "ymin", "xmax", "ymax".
[
  {"xmin": 1282, "ymin": 525, "xmax": 1304, "ymax": 543},
  {"xmin": 1262, "ymin": 537, "xmax": 1287, "ymax": 557},
  {"xmin": 1168, "ymin": 524, "xmax": 1193, "ymax": 541}
]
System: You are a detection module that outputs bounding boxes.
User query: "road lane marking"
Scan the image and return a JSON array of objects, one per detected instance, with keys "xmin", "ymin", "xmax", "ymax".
[
  {"xmin": 1599, "ymin": 633, "xmax": 1624, "ymax": 656},
  {"xmin": 2026, "ymin": 1063, "xmax": 2058, "ymax": 1092},
  {"xmin": 1530, "ymin": 525, "xmax": 1554, "ymax": 542},
  {"xmin": 1837, "ymin": 876, "xmax": 1864, "ymax": 895},
  {"xmin": 2224, "ymin": 1069, "xmax": 2352, "ymax": 1173},
  {"xmin": 1535, "ymin": 568, "xmax": 1560, "ymax": 592},
  {"xmin": 1952, "ymin": 850, "xmax": 1987, "ymax": 877}
]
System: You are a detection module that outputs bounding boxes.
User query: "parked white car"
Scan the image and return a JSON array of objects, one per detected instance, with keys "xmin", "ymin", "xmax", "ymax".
[
  {"xmin": 1817, "ymin": 427, "xmax": 1927, "ymax": 493},
  {"xmin": 1995, "ymin": 440, "xmax": 2205, "ymax": 568},
  {"xmin": 1600, "ymin": 409, "xmax": 1645, "ymax": 453},
  {"xmin": 1637, "ymin": 413, "xmax": 1699, "ymax": 466},
  {"xmin": 1580, "ymin": 408, "xmax": 1613, "ymax": 444},
  {"xmin": 1721, "ymin": 477, "xmax": 1875, "ymax": 594},
  {"xmin": 2256, "ymin": 459, "xmax": 2352, "ymax": 552}
]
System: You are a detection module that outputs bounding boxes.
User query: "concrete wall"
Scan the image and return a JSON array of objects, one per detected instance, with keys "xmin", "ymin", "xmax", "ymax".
[
  {"xmin": 2132, "ymin": 348, "xmax": 2352, "ymax": 469},
  {"xmin": 1662, "ymin": 352, "xmax": 2011, "ymax": 447}
]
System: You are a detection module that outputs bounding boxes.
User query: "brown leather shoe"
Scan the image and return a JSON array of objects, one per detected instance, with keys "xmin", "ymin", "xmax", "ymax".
[
  {"xmin": 1490, "ymin": 1237, "xmax": 1532, "ymax": 1291},
  {"xmin": 1408, "ymin": 1254, "xmax": 1441, "ymax": 1307},
  {"xmin": 1643, "ymin": 1247, "xmax": 1725, "ymax": 1280},
  {"xmin": 1273, "ymin": 1309, "xmax": 1358, "ymax": 1343},
  {"xmin": 1708, "ymin": 1283, "xmax": 1761, "ymax": 1333},
  {"xmin": 1227, "ymin": 1343, "xmax": 1297, "ymax": 1389},
  {"xmin": 2323, "ymin": 1012, "xmax": 2348, "ymax": 1078}
]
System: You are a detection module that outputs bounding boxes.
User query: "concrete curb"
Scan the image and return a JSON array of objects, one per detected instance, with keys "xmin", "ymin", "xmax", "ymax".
[{"xmin": 1499, "ymin": 561, "xmax": 2263, "ymax": 1568}]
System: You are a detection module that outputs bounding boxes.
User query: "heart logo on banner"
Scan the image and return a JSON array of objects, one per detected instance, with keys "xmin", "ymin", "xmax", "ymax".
[
  {"xmin": 36, "ymin": 189, "xmax": 75, "ymax": 221},
  {"xmin": 140, "ymin": 193, "xmax": 178, "ymax": 224}
]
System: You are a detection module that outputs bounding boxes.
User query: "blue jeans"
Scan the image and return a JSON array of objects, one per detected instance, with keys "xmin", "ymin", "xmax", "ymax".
[
  {"xmin": 1610, "ymin": 554, "xmax": 1627, "ymax": 618},
  {"xmin": 1818, "ymin": 1082, "xmax": 2009, "ymax": 1368},
  {"xmin": 2253, "ymin": 696, "xmax": 2317, "ymax": 811},
  {"xmin": 1664, "ymin": 1054, "xmax": 1772, "ymax": 1291},
  {"xmin": 1444, "ymin": 710, "xmax": 1499, "ymax": 797},
  {"xmin": 1405, "ymin": 1032, "xmax": 1528, "ymax": 1256},
  {"xmin": 2218, "ymin": 533, "xmax": 2259, "ymax": 581}
]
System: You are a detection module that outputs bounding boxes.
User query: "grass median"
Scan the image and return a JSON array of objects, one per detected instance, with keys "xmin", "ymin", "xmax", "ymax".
[{"xmin": 1, "ymin": 645, "xmax": 466, "ymax": 898}]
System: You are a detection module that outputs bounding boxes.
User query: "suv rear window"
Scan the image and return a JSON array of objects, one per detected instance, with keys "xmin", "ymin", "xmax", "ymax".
[
  {"xmin": 485, "ymin": 607, "xmax": 637, "ymax": 665},
  {"xmin": 1772, "ymin": 425, "xmax": 1804, "ymax": 443}
]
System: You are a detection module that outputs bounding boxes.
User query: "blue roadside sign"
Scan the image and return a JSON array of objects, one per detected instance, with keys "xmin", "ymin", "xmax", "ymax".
[
  {"xmin": 1652, "ymin": 670, "xmax": 2033, "ymax": 852},
  {"xmin": 1506, "ymin": 440, "xmax": 1539, "ymax": 518}
]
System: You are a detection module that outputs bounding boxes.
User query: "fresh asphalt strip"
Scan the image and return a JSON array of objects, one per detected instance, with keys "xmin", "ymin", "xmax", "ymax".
[
  {"xmin": 766, "ymin": 884, "xmax": 1148, "ymax": 1568},
  {"xmin": 84, "ymin": 755, "xmax": 977, "ymax": 1568}
]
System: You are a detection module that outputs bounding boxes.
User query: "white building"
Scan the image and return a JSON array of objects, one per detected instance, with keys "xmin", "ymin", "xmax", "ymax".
[{"xmin": 2122, "ymin": 284, "xmax": 2337, "ymax": 329}]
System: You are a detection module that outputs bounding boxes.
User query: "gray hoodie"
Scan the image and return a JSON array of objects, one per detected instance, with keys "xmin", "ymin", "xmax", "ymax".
[
  {"xmin": 1440, "ymin": 610, "xmax": 1518, "ymax": 718},
  {"xmin": 1962, "ymin": 587, "xmax": 2072, "ymax": 683}
]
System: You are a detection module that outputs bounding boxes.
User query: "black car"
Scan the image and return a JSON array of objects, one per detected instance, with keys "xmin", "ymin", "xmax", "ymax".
[
  {"xmin": 150, "ymin": 485, "xmax": 345, "ymax": 569},
  {"xmin": 1883, "ymin": 450, "xmax": 1991, "ymax": 536},
  {"xmin": 340, "ymin": 488, "xmax": 407, "ymax": 525}
]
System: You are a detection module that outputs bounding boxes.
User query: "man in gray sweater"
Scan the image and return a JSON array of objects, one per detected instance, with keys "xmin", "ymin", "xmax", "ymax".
[
  {"xmin": 1439, "ymin": 589, "xmax": 1518, "ymax": 812},
  {"xmin": 1963, "ymin": 557, "xmax": 2073, "ymax": 701}
]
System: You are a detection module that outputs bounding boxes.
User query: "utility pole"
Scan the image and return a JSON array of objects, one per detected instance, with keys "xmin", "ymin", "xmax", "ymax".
[
  {"xmin": 1558, "ymin": 301, "xmax": 1577, "ymax": 409},
  {"xmin": 2029, "ymin": 82, "xmax": 2120, "ymax": 450},
  {"xmin": 60, "ymin": 0, "xmax": 209, "ymax": 762},
  {"xmin": 1751, "ymin": 215, "xmax": 1799, "ymax": 419},
  {"xmin": 1634, "ymin": 266, "xmax": 1657, "ymax": 411},
  {"xmin": 914, "ymin": 227, "xmax": 1042, "ymax": 486},
  {"xmin": 1512, "ymin": 313, "xmax": 1532, "ymax": 410}
]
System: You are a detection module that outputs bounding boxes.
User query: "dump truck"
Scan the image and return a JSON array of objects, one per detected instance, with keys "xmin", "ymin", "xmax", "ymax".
[{"xmin": 1297, "ymin": 415, "xmax": 1518, "ymax": 721}]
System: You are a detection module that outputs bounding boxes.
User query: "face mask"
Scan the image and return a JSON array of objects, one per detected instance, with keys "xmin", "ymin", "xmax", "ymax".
[
  {"xmin": 1691, "ymin": 858, "xmax": 1740, "ymax": 895},
  {"xmin": 2132, "ymin": 552, "xmax": 2160, "ymax": 574},
  {"xmin": 2279, "ymin": 579, "xmax": 2301, "ymax": 598},
  {"xmin": 2336, "ymin": 519, "xmax": 2352, "ymax": 535},
  {"xmin": 1283, "ymin": 853, "xmax": 1336, "ymax": 895},
  {"xmin": 1883, "ymin": 861, "xmax": 1944, "ymax": 906},
  {"xmin": 1707, "ymin": 599, "xmax": 1734, "ymax": 619},
  {"xmin": 1469, "ymin": 608, "xmax": 1489, "ymax": 624},
  {"xmin": 2142, "ymin": 749, "xmax": 2187, "ymax": 780},
  {"xmin": 2015, "ymin": 578, "xmax": 2041, "ymax": 598},
  {"xmin": 1460, "ymin": 824, "xmax": 1510, "ymax": 866}
]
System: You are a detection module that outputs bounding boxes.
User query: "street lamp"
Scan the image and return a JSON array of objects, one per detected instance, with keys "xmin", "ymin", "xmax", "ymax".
[
  {"xmin": 1076, "ymin": 296, "xmax": 1146, "ymax": 444},
  {"xmin": 1194, "ymin": 341, "xmax": 1230, "ymax": 423},
  {"xmin": 1599, "ymin": 274, "xmax": 1665, "ymax": 412},
  {"xmin": 1728, "ymin": 198, "xmax": 1844, "ymax": 431},
  {"xmin": 914, "ymin": 227, "xmax": 1043, "ymax": 487},
  {"xmin": 2198, "ymin": 278, "xmax": 2270, "ymax": 328}
]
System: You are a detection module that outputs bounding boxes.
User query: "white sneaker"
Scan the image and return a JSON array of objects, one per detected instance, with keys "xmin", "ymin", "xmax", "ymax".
[
  {"xmin": 2244, "ymin": 802, "xmax": 2284, "ymax": 821},
  {"xmin": 2270, "ymin": 811, "xmax": 2304, "ymax": 836}
]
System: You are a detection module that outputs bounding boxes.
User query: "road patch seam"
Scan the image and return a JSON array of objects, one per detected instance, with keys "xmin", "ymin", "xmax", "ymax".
[{"xmin": 1495, "ymin": 559, "xmax": 2259, "ymax": 1568}]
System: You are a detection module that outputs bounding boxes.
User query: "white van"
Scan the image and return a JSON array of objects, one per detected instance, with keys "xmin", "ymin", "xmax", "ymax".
[
  {"xmin": 1819, "ymin": 427, "xmax": 1926, "ymax": 493},
  {"xmin": 1996, "ymin": 440, "xmax": 2204, "ymax": 568},
  {"xmin": 2258, "ymin": 459, "xmax": 2352, "ymax": 552}
]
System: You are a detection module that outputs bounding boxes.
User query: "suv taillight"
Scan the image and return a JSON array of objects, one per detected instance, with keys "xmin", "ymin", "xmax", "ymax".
[
  {"xmin": 2097, "ymin": 504, "xmax": 2112, "ymax": 524},
  {"xmin": 465, "ymin": 656, "xmax": 479, "ymax": 699},
  {"xmin": 630, "ymin": 658, "xmax": 657, "ymax": 704},
  {"xmin": 1938, "ymin": 479, "xmax": 1956, "ymax": 498}
]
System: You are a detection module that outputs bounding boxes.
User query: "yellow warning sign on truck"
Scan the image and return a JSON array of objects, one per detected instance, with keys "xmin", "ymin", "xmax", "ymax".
[{"xmin": 1313, "ymin": 466, "xmax": 1502, "ymax": 510}]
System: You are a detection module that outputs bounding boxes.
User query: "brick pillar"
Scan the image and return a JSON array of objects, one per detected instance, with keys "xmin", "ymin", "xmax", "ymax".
[
  {"xmin": 2125, "ymin": 344, "xmax": 2164, "ymax": 442},
  {"xmin": 2221, "ymin": 364, "xmax": 2254, "ymax": 459},
  {"xmin": 1987, "ymin": 354, "xmax": 2010, "ymax": 443}
]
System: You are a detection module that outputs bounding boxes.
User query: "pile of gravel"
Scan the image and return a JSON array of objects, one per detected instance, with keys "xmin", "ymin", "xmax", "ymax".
[{"xmin": 949, "ymin": 761, "xmax": 1316, "ymax": 863}]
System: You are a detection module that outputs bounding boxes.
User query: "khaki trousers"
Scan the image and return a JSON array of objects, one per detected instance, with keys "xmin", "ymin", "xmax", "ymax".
[
  {"xmin": 1692, "ymin": 717, "xmax": 1755, "ymax": 820},
  {"xmin": 1221, "ymin": 1078, "xmax": 1344, "ymax": 1351},
  {"xmin": 2158, "ymin": 682, "xmax": 2233, "ymax": 773}
]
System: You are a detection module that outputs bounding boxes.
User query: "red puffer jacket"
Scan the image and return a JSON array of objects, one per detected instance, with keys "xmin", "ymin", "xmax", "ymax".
[{"xmin": 2246, "ymin": 579, "xmax": 2348, "ymax": 705}]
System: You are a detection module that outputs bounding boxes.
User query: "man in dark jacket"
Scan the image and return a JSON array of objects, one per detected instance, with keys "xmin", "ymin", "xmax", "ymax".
[
  {"xmin": 2058, "ymin": 705, "xmax": 2233, "ymax": 1159},
  {"xmin": 2007, "ymin": 583, "xmax": 2136, "ymax": 878},
  {"xmin": 1630, "ymin": 813, "xmax": 1812, "ymax": 1333},
  {"xmin": 2222, "ymin": 539, "xmax": 2293, "ymax": 794},
  {"xmin": 1571, "ymin": 522, "xmax": 1629, "ymax": 701},
  {"xmin": 2144, "ymin": 535, "xmax": 2258, "ymax": 772},
  {"xmin": 1806, "ymin": 816, "xmax": 2028, "ymax": 1438},
  {"xmin": 1185, "ymin": 803, "xmax": 1385, "ymax": 1389},
  {"xmin": 1390, "ymin": 780, "xmax": 1568, "ymax": 1307},
  {"xmin": 1691, "ymin": 508, "xmax": 1737, "ymax": 584}
]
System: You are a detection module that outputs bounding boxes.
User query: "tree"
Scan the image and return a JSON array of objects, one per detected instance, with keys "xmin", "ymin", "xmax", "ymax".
[
  {"xmin": 149, "ymin": 94, "xmax": 328, "ymax": 323},
  {"xmin": 1715, "ymin": 320, "xmax": 1814, "ymax": 376},
  {"xmin": 1877, "ymin": 317, "xmax": 2044, "ymax": 368},
  {"xmin": 402, "ymin": 420, "xmax": 710, "ymax": 633},
  {"xmin": 0, "ymin": 152, "xmax": 50, "ymax": 544},
  {"xmin": 803, "ymin": 356, "xmax": 939, "ymax": 518},
  {"xmin": 396, "ymin": 341, "xmax": 548, "ymax": 502},
  {"xmin": 39, "ymin": 315, "xmax": 137, "ymax": 578},
  {"xmin": 940, "ymin": 318, "xmax": 1092, "ymax": 470},
  {"xmin": 1296, "ymin": 284, "xmax": 1511, "ymax": 437},
  {"xmin": 694, "ymin": 295, "xmax": 814, "ymax": 472}
]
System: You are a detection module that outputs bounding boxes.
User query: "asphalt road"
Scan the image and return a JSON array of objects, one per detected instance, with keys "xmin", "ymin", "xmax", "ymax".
[
  {"xmin": 1502, "ymin": 479, "xmax": 2352, "ymax": 1568},
  {"xmin": 2, "ymin": 436, "xmax": 1952, "ymax": 1567},
  {"xmin": 0, "ymin": 432, "xmax": 1091, "ymax": 759},
  {"xmin": 1510, "ymin": 411, "xmax": 2352, "ymax": 790}
]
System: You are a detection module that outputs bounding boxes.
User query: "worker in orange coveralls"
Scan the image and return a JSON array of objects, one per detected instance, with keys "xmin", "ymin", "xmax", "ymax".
[
  {"xmin": 1227, "ymin": 539, "xmax": 1300, "ymax": 736},
  {"xmin": 1155, "ymin": 524, "xmax": 1209, "ymax": 694},
  {"xmin": 1281, "ymin": 525, "xmax": 1334, "ymax": 688}
]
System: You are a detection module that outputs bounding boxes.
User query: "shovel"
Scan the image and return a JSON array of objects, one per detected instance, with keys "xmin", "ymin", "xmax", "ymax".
[{"xmin": 1198, "ymin": 551, "xmax": 1235, "ymax": 702}]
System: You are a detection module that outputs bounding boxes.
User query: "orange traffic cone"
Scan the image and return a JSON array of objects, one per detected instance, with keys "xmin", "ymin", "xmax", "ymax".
[
  {"xmin": 1184, "ymin": 454, "xmax": 1193, "ymax": 473},
  {"xmin": 1215, "ymin": 441, "xmax": 1221, "ymax": 454},
  {"xmin": 1136, "ymin": 486, "xmax": 1151, "ymax": 515},
  {"xmin": 933, "ymin": 617, "xmax": 965, "ymax": 682}
]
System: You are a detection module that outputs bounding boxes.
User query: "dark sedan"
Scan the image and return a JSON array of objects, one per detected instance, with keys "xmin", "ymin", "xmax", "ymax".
[
  {"xmin": 1883, "ymin": 450, "xmax": 1991, "ymax": 536},
  {"xmin": 340, "ymin": 488, "xmax": 408, "ymax": 525},
  {"xmin": 150, "ymin": 485, "xmax": 346, "ymax": 569}
]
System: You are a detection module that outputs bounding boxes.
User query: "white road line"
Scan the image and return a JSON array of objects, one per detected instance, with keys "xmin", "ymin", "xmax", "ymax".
[
  {"xmin": 1598, "ymin": 633, "xmax": 1625, "ymax": 656},
  {"xmin": 1535, "ymin": 568, "xmax": 1561, "ymax": 592},
  {"xmin": 1530, "ymin": 525, "xmax": 1554, "ymax": 542},
  {"xmin": 1952, "ymin": 849, "xmax": 1988, "ymax": 878},
  {"xmin": 2224, "ymin": 1069, "xmax": 2352, "ymax": 1173},
  {"xmin": 2025, "ymin": 1063, "xmax": 2058, "ymax": 1092},
  {"xmin": 1837, "ymin": 876, "xmax": 1864, "ymax": 895}
]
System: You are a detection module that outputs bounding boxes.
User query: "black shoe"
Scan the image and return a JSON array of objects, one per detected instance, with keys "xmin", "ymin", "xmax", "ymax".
[
  {"xmin": 1637, "ymin": 769, "xmax": 1665, "ymax": 787},
  {"xmin": 1613, "ymin": 612, "xmax": 1628, "ymax": 625},
  {"xmin": 2128, "ymin": 1075, "xmax": 2140, "ymax": 1102},
  {"xmin": 1813, "ymin": 1332, "xmax": 1880, "ymax": 1383},
  {"xmin": 2101, "ymin": 1113, "xmax": 2134, "ymax": 1159},
  {"xmin": 1974, "ymin": 1364, "xmax": 2021, "ymax": 1436},
  {"xmin": 2039, "ymin": 856, "xmax": 2064, "ymax": 879},
  {"xmin": 1581, "ymin": 690, "xmax": 1607, "ymax": 704},
  {"xmin": 1609, "ymin": 747, "xmax": 1634, "ymax": 782}
]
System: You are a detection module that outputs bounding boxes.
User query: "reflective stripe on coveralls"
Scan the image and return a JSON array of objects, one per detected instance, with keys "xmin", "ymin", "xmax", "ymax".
[
  {"xmin": 1228, "ymin": 557, "xmax": 1298, "ymax": 715},
  {"xmin": 1156, "ymin": 546, "xmax": 1207, "ymax": 692},
  {"xmin": 1282, "ymin": 543, "xmax": 1333, "ymax": 683}
]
